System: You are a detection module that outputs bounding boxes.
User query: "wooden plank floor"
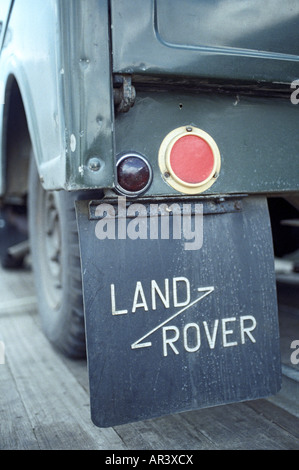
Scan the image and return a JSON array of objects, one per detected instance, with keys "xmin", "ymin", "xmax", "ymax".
[{"xmin": 0, "ymin": 263, "xmax": 299, "ymax": 450}]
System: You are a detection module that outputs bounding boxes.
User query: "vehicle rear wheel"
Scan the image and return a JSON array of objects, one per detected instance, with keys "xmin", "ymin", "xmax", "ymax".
[{"xmin": 28, "ymin": 157, "xmax": 86, "ymax": 358}]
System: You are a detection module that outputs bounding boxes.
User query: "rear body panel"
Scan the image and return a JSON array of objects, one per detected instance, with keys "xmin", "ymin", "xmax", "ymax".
[
  {"xmin": 1, "ymin": 0, "xmax": 298, "ymax": 196},
  {"xmin": 110, "ymin": 0, "xmax": 299, "ymax": 198},
  {"xmin": 111, "ymin": 0, "xmax": 299, "ymax": 83},
  {"xmin": 115, "ymin": 90, "xmax": 299, "ymax": 196}
]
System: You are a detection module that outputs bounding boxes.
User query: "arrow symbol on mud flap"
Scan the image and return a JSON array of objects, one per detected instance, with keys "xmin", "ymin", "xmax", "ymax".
[{"xmin": 131, "ymin": 286, "xmax": 215, "ymax": 350}]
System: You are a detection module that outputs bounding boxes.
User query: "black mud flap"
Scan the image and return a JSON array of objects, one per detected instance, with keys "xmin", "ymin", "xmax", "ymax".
[{"xmin": 75, "ymin": 196, "xmax": 281, "ymax": 427}]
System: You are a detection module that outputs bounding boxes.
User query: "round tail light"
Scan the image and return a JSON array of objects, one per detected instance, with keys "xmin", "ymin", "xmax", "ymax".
[
  {"xmin": 116, "ymin": 153, "xmax": 152, "ymax": 196},
  {"xmin": 158, "ymin": 126, "xmax": 221, "ymax": 194}
]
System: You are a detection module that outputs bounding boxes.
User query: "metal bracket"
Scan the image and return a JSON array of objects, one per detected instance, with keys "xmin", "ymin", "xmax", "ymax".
[
  {"xmin": 113, "ymin": 74, "xmax": 136, "ymax": 113},
  {"xmin": 87, "ymin": 195, "xmax": 245, "ymax": 221}
]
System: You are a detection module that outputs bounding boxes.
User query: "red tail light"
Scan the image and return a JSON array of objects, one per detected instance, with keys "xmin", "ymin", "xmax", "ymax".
[{"xmin": 116, "ymin": 153, "xmax": 152, "ymax": 196}]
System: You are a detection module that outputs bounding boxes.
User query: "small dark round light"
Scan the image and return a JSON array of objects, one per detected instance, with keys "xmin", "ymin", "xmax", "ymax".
[{"xmin": 116, "ymin": 153, "xmax": 152, "ymax": 195}]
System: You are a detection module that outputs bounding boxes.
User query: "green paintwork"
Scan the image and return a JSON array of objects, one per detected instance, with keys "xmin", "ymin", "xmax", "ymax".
[
  {"xmin": 0, "ymin": 0, "xmax": 299, "ymax": 197},
  {"xmin": 0, "ymin": 0, "xmax": 115, "ymax": 194},
  {"xmin": 115, "ymin": 91, "xmax": 299, "ymax": 196},
  {"xmin": 111, "ymin": 0, "xmax": 299, "ymax": 84}
]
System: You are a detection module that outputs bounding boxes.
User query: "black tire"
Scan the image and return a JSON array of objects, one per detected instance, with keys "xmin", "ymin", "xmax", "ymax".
[{"xmin": 28, "ymin": 157, "xmax": 86, "ymax": 358}]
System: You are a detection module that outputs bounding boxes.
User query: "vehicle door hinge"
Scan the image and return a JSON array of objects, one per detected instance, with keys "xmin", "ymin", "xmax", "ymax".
[{"xmin": 113, "ymin": 74, "xmax": 136, "ymax": 113}]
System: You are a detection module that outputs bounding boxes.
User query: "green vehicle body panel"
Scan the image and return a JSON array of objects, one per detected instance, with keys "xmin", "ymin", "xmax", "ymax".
[
  {"xmin": 1, "ymin": 0, "xmax": 67, "ymax": 192},
  {"xmin": 0, "ymin": 0, "xmax": 299, "ymax": 197},
  {"xmin": 115, "ymin": 91, "xmax": 299, "ymax": 196},
  {"xmin": 0, "ymin": 0, "xmax": 114, "ymax": 194},
  {"xmin": 111, "ymin": 0, "xmax": 299, "ymax": 83}
]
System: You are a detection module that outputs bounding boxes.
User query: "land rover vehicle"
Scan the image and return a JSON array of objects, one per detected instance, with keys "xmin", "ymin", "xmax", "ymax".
[{"xmin": 0, "ymin": 0, "xmax": 299, "ymax": 427}]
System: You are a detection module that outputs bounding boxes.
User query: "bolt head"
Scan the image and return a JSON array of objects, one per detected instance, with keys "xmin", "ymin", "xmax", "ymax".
[{"xmin": 88, "ymin": 157, "xmax": 101, "ymax": 172}]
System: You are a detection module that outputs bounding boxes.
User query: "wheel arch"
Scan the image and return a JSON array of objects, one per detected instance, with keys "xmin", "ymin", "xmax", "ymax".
[{"xmin": 1, "ymin": 74, "xmax": 33, "ymax": 202}]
